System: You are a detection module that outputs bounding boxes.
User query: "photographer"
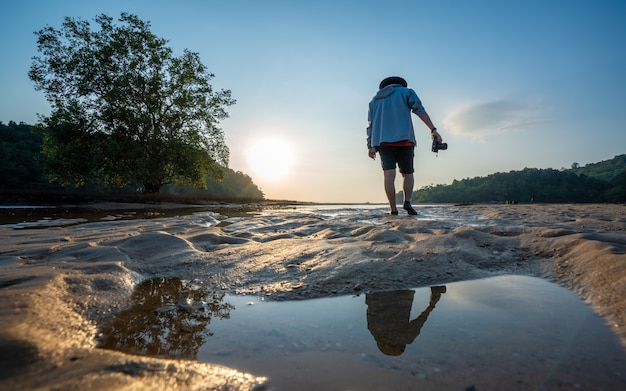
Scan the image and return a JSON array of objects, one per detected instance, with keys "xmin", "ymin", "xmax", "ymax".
[{"xmin": 367, "ymin": 76, "xmax": 443, "ymax": 215}]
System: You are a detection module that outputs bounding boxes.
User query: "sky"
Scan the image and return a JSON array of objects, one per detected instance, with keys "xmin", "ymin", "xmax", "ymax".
[{"xmin": 1, "ymin": 0, "xmax": 625, "ymax": 203}]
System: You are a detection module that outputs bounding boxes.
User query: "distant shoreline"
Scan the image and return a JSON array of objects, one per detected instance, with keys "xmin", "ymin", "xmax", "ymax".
[{"xmin": 0, "ymin": 188, "xmax": 269, "ymax": 206}]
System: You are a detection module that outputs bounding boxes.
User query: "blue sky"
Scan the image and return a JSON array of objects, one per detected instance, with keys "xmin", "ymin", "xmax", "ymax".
[{"xmin": 1, "ymin": 0, "xmax": 625, "ymax": 202}]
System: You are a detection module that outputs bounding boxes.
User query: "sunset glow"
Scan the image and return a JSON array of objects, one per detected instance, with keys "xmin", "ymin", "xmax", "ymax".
[
  {"xmin": 1, "ymin": 1, "xmax": 625, "ymax": 202},
  {"xmin": 246, "ymin": 137, "xmax": 295, "ymax": 182}
]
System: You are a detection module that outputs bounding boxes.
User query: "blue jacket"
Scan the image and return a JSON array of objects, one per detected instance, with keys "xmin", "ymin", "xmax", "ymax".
[{"xmin": 367, "ymin": 84, "xmax": 426, "ymax": 149}]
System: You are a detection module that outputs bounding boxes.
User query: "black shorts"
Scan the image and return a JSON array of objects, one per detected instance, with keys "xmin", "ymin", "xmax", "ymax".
[{"xmin": 377, "ymin": 146, "xmax": 414, "ymax": 174}]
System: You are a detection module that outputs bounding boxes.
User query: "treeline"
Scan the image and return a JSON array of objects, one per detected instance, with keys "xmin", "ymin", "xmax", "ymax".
[
  {"xmin": 0, "ymin": 121, "xmax": 49, "ymax": 189},
  {"xmin": 0, "ymin": 121, "xmax": 264, "ymax": 201},
  {"xmin": 570, "ymin": 155, "xmax": 626, "ymax": 182},
  {"xmin": 412, "ymin": 157, "xmax": 626, "ymax": 204}
]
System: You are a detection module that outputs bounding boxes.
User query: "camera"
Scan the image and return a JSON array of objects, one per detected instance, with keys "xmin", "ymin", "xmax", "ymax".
[{"xmin": 431, "ymin": 138, "xmax": 448, "ymax": 153}]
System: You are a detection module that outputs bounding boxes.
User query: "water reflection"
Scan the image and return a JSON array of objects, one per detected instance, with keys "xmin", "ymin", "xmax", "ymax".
[
  {"xmin": 99, "ymin": 276, "xmax": 626, "ymax": 390},
  {"xmin": 97, "ymin": 277, "xmax": 233, "ymax": 359},
  {"xmin": 366, "ymin": 286, "xmax": 446, "ymax": 356}
]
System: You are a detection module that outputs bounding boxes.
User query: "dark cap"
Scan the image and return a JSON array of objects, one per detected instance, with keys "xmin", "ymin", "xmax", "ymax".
[{"xmin": 379, "ymin": 76, "xmax": 407, "ymax": 89}]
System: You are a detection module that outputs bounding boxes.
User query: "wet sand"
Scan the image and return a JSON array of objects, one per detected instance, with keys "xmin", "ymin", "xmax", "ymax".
[{"xmin": 0, "ymin": 203, "xmax": 625, "ymax": 390}]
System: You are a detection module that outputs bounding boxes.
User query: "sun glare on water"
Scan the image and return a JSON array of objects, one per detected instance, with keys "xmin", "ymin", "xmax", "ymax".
[{"xmin": 246, "ymin": 137, "xmax": 295, "ymax": 182}]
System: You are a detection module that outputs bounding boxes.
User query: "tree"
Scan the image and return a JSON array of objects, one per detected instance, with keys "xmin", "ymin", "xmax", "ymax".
[
  {"xmin": 410, "ymin": 166, "xmax": 613, "ymax": 204},
  {"xmin": 29, "ymin": 13, "xmax": 235, "ymax": 193},
  {"xmin": 98, "ymin": 277, "xmax": 234, "ymax": 359},
  {"xmin": 0, "ymin": 121, "xmax": 50, "ymax": 189}
]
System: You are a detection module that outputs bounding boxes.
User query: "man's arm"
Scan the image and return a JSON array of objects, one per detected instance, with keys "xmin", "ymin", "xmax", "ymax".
[
  {"xmin": 417, "ymin": 112, "xmax": 442, "ymax": 143},
  {"xmin": 368, "ymin": 126, "xmax": 376, "ymax": 159},
  {"xmin": 367, "ymin": 111, "xmax": 376, "ymax": 159}
]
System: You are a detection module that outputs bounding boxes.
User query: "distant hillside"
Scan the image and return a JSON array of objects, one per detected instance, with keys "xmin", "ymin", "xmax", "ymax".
[
  {"xmin": 570, "ymin": 154, "xmax": 626, "ymax": 182},
  {"xmin": 411, "ymin": 154, "xmax": 626, "ymax": 203}
]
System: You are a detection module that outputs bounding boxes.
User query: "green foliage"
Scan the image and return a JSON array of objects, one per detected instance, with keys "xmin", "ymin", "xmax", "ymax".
[
  {"xmin": 411, "ymin": 156, "xmax": 626, "ymax": 203},
  {"xmin": 164, "ymin": 169, "xmax": 265, "ymax": 200},
  {"xmin": 39, "ymin": 102, "xmax": 102, "ymax": 187},
  {"xmin": 29, "ymin": 13, "xmax": 235, "ymax": 193},
  {"xmin": 0, "ymin": 121, "xmax": 51, "ymax": 189},
  {"xmin": 204, "ymin": 169, "xmax": 265, "ymax": 200},
  {"xmin": 570, "ymin": 155, "xmax": 626, "ymax": 182},
  {"xmin": 0, "ymin": 121, "xmax": 264, "ymax": 200},
  {"xmin": 606, "ymin": 168, "xmax": 626, "ymax": 202}
]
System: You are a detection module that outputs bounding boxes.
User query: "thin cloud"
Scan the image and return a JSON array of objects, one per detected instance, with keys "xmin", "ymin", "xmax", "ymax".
[{"xmin": 443, "ymin": 100, "xmax": 547, "ymax": 142}]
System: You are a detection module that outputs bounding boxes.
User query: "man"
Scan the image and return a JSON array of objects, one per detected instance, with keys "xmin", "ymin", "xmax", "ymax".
[
  {"xmin": 365, "ymin": 286, "xmax": 446, "ymax": 356},
  {"xmin": 367, "ymin": 76, "xmax": 442, "ymax": 215}
]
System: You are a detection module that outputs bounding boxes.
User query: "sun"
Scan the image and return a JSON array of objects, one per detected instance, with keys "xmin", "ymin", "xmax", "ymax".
[{"xmin": 246, "ymin": 137, "xmax": 295, "ymax": 181}]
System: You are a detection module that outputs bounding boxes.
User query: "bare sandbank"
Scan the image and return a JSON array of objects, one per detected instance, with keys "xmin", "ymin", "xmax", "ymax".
[{"xmin": 0, "ymin": 203, "xmax": 624, "ymax": 390}]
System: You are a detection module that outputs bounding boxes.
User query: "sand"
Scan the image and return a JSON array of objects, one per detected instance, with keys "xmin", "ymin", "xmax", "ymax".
[{"xmin": 0, "ymin": 203, "xmax": 625, "ymax": 390}]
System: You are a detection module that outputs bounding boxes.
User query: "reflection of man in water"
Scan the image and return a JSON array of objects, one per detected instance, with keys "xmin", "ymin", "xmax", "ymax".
[{"xmin": 366, "ymin": 286, "xmax": 446, "ymax": 356}]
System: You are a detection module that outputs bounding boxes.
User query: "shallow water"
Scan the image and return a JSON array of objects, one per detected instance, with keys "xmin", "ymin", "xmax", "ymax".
[
  {"xmin": 0, "ymin": 204, "xmax": 259, "ymax": 228},
  {"xmin": 259, "ymin": 204, "xmax": 486, "ymax": 225},
  {"xmin": 98, "ymin": 275, "xmax": 626, "ymax": 391},
  {"xmin": 0, "ymin": 203, "xmax": 481, "ymax": 229}
]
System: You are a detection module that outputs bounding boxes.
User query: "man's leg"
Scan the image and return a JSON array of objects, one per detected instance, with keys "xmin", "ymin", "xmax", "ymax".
[
  {"xmin": 384, "ymin": 169, "xmax": 397, "ymax": 213},
  {"xmin": 397, "ymin": 147, "xmax": 417, "ymax": 215},
  {"xmin": 401, "ymin": 173, "xmax": 418, "ymax": 215},
  {"xmin": 402, "ymin": 173, "xmax": 414, "ymax": 202}
]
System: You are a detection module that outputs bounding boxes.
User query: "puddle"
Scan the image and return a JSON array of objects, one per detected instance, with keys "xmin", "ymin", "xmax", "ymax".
[
  {"xmin": 98, "ymin": 275, "xmax": 626, "ymax": 390},
  {"xmin": 97, "ymin": 277, "xmax": 234, "ymax": 359}
]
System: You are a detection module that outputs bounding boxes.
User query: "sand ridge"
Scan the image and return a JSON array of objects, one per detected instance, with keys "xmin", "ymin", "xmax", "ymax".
[{"xmin": 0, "ymin": 203, "xmax": 625, "ymax": 390}]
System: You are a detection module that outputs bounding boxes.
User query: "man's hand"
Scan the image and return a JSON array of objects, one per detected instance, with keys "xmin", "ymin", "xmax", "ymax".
[
  {"xmin": 368, "ymin": 148, "xmax": 376, "ymax": 159},
  {"xmin": 431, "ymin": 130, "xmax": 443, "ymax": 143}
]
